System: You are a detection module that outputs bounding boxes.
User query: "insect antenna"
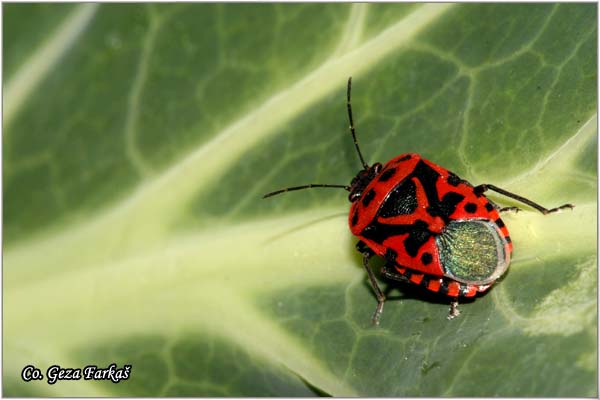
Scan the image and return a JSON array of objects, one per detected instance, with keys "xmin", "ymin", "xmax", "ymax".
[
  {"xmin": 347, "ymin": 77, "xmax": 368, "ymax": 169},
  {"xmin": 263, "ymin": 184, "xmax": 350, "ymax": 199}
]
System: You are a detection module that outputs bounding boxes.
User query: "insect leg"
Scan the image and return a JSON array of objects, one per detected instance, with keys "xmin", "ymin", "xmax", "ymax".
[
  {"xmin": 499, "ymin": 206, "xmax": 521, "ymax": 213},
  {"xmin": 361, "ymin": 251, "xmax": 386, "ymax": 326},
  {"xmin": 381, "ymin": 263, "xmax": 409, "ymax": 283},
  {"xmin": 447, "ymin": 298, "xmax": 460, "ymax": 320},
  {"xmin": 475, "ymin": 184, "xmax": 574, "ymax": 215},
  {"xmin": 487, "ymin": 198, "xmax": 521, "ymax": 213}
]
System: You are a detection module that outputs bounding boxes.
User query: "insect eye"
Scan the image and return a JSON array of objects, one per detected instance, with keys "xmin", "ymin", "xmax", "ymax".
[
  {"xmin": 373, "ymin": 163, "xmax": 383, "ymax": 174},
  {"xmin": 348, "ymin": 191, "xmax": 361, "ymax": 202}
]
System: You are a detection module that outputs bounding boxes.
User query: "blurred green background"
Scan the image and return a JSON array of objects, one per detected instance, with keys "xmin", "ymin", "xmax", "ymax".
[{"xmin": 3, "ymin": 3, "xmax": 597, "ymax": 396}]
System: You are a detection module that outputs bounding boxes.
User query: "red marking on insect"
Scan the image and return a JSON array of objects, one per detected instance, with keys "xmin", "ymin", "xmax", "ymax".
[{"xmin": 264, "ymin": 77, "xmax": 574, "ymax": 324}]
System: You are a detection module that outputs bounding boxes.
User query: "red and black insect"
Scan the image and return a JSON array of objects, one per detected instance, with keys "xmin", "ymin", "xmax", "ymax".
[{"xmin": 264, "ymin": 78, "xmax": 574, "ymax": 324}]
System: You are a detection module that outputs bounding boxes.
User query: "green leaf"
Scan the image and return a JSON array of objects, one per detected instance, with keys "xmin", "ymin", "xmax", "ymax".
[{"xmin": 4, "ymin": 3, "xmax": 596, "ymax": 396}]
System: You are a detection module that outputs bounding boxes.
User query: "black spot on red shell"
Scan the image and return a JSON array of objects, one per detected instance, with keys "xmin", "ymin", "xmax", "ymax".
[
  {"xmin": 378, "ymin": 168, "xmax": 396, "ymax": 182},
  {"xmin": 485, "ymin": 203, "xmax": 494, "ymax": 212},
  {"xmin": 437, "ymin": 191, "xmax": 465, "ymax": 219},
  {"xmin": 402, "ymin": 220, "xmax": 431, "ymax": 257},
  {"xmin": 464, "ymin": 202, "xmax": 477, "ymax": 213},
  {"xmin": 505, "ymin": 236, "xmax": 512, "ymax": 243},
  {"xmin": 447, "ymin": 172, "xmax": 466, "ymax": 187},
  {"xmin": 412, "ymin": 161, "xmax": 440, "ymax": 195},
  {"xmin": 379, "ymin": 179, "xmax": 417, "ymax": 218},
  {"xmin": 351, "ymin": 210, "xmax": 359, "ymax": 226},
  {"xmin": 385, "ymin": 248, "xmax": 398, "ymax": 262},
  {"xmin": 362, "ymin": 189, "xmax": 376, "ymax": 207},
  {"xmin": 495, "ymin": 218, "xmax": 505, "ymax": 228},
  {"xmin": 426, "ymin": 206, "xmax": 438, "ymax": 217},
  {"xmin": 421, "ymin": 252, "xmax": 433, "ymax": 265},
  {"xmin": 399, "ymin": 155, "xmax": 412, "ymax": 161}
]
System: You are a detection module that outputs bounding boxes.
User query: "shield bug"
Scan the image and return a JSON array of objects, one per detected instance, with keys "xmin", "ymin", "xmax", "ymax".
[{"xmin": 264, "ymin": 78, "xmax": 574, "ymax": 324}]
